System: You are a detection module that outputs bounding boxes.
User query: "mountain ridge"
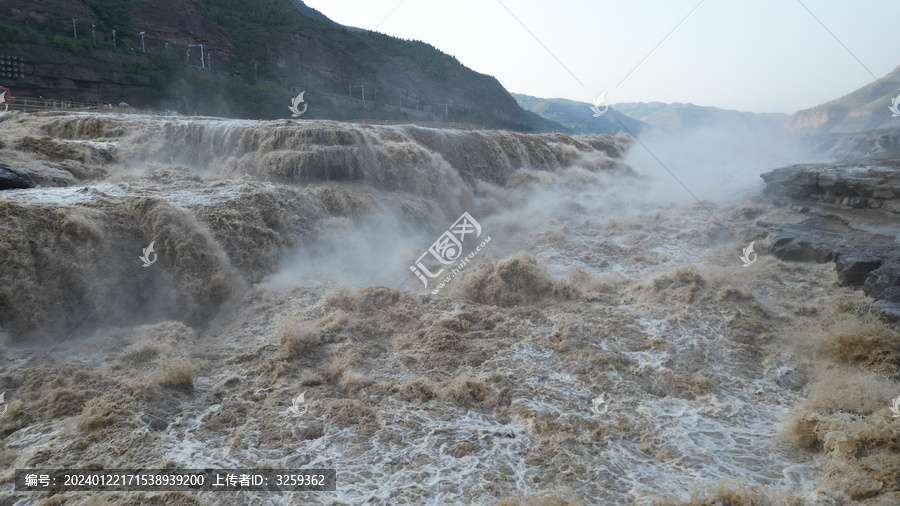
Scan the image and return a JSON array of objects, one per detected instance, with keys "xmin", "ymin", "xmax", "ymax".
[
  {"xmin": 613, "ymin": 101, "xmax": 788, "ymax": 132},
  {"xmin": 513, "ymin": 94, "xmax": 790, "ymax": 135},
  {"xmin": 511, "ymin": 93, "xmax": 647, "ymax": 135}
]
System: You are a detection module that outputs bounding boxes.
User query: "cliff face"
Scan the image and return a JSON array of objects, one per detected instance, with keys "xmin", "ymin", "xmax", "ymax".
[
  {"xmin": 781, "ymin": 104, "xmax": 848, "ymax": 133},
  {"xmin": 783, "ymin": 66, "xmax": 900, "ymax": 135},
  {"xmin": 0, "ymin": 0, "xmax": 536, "ymax": 129}
]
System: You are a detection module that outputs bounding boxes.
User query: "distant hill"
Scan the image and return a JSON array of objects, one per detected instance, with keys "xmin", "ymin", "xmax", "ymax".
[
  {"xmin": 784, "ymin": 66, "xmax": 900, "ymax": 134},
  {"xmin": 511, "ymin": 93, "xmax": 647, "ymax": 135},
  {"xmin": 614, "ymin": 102, "xmax": 788, "ymax": 133}
]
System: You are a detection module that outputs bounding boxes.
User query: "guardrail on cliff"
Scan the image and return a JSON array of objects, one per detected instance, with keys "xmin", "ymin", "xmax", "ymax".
[
  {"xmin": 2, "ymin": 96, "xmax": 491, "ymax": 130},
  {"xmin": 3, "ymin": 96, "xmax": 162, "ymax": 116}
]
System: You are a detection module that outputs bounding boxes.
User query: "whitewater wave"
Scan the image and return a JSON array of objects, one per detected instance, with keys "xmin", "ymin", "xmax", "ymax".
[{"xmin": 0, "ymin": 112, "xmax": 633, "ymax": 339}]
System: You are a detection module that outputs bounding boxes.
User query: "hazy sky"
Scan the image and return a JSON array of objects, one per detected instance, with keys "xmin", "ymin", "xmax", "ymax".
[{"xmin": 303, "ymin": 0, "xmax": 900, "ymax": 114}]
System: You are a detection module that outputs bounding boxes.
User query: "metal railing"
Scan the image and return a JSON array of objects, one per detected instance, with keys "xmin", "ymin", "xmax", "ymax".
[
  {"xmin": 2, "ymin": 95, "xmax": 162, "ymax": 115},
  {"xmin": 1, "ymin": 97, "xmax": 489, "ymax": 130}
]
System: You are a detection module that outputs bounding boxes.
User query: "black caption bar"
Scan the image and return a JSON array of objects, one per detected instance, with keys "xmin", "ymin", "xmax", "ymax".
[{"xmin": 15, "ymin": 469, "xmax": 336, "ymax": 492}]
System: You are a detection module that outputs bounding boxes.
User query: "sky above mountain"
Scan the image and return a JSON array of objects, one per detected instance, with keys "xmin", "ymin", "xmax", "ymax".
[{"xmin": 303, "ymin": 0, "xmax": 900, "ymax": 114}]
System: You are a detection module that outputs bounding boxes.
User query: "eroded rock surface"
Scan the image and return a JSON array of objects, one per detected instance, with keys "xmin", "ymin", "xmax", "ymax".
[
  {"xmin": 761, "ymin": 162, "xmax": 900, "ymax": 214},
  {"xmin": 760, "ymin": 162, "xmax": 900, "ymax": 321}
]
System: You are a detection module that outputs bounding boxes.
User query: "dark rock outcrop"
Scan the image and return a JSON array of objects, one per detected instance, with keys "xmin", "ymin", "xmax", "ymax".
[
  {"xmin": 760, "ymin": 162, "xmax": 900, "ymax": 321},
  {"xmin": 0, "ymin": 163, "xmax": 35, "ymax": 190}
]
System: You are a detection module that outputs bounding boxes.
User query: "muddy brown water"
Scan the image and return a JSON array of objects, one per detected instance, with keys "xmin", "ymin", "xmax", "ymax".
[{"xmin": 0, "ymin": 112, "xmax": 897, "ymax": 504}]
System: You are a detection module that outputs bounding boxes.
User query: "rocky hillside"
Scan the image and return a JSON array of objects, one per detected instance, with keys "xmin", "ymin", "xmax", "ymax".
[
  {"xmin": 0, "ymin": 0, "xmax": 537, "ymax": 129},
  {"xmin": 783, "ymin": 66, "xmax": 900, "ymax": 134}
]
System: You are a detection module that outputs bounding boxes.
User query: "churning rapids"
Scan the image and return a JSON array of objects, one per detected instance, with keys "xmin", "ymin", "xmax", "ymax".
[{"xmin": 0, "ymin": 111, "xmax": 896, "ymax": 505}]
